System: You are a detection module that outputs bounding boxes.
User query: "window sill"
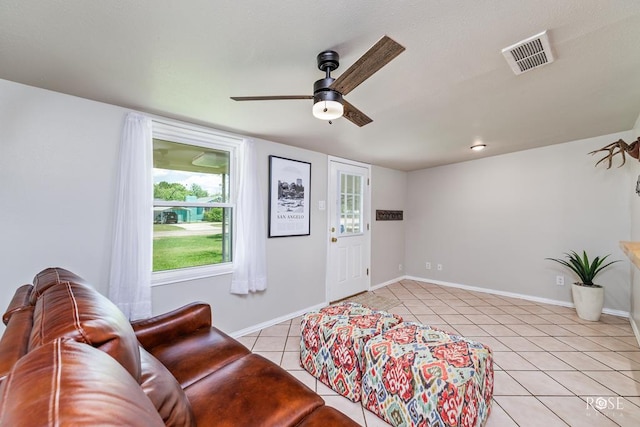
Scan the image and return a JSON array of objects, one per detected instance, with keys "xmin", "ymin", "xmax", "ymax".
[{"xmin": 151, "ymin": 263, "xmax": 233, "ymax": 287}]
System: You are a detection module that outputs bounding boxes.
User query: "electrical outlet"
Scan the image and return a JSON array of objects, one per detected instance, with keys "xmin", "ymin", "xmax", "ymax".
[
  {"xmin": 556, "ymin": 275, "xmax": 565, "ymax": 286},
  {"xmin": 437, "ymin": 264, "xmax": 443, "ymax": 271},
  {"xmin": 398, "ymin": 264, "xmax": 403, "ymax": 271},
  {"xmin": 426, "ymin": 262, "xmax": 431, "ymax": 270}
]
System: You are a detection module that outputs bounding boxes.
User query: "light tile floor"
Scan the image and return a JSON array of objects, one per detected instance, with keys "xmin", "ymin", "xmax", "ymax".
[{"xmin": 238, "ymin": 279, "xmax": 640, "ymax": 426}]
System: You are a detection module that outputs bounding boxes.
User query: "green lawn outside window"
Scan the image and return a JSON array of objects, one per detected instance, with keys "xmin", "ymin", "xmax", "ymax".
[{"xmin": 153, "ymin": 233, "xmax": 223, "ymax": 271}]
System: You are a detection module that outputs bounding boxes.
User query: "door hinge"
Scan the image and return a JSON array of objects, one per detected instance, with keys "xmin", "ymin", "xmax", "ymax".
[
  {"xmin": 366, "ymin": 268, "xmax": 369, "ymax": 276},
  {"xmin": 367, "ymin": 223, "xmax": 370, "ymax": 231},
  {"xmin": 367, "ymin": 178, "xmax": 370, "ymax": 185}
]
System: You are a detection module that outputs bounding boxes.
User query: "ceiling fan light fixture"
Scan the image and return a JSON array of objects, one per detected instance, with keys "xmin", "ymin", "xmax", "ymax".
[
  {"xmin": 313, "ymin": 99, "xmax": 343, "ymax": 120},
  {"xmin": 312, "ymin": 86, "xmax": 343, "ymax": 120}
]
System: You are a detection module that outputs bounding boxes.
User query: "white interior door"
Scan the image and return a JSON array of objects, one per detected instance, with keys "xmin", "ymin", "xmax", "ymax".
[{"xmin": 327, "ymin": 158, "xmax": 370, "ymax": 302}]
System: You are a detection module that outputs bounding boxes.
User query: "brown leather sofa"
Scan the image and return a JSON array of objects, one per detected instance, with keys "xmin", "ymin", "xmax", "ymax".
[{"xmin": 0, "ymin": 267, "xmax": 360, "ymax": 426}]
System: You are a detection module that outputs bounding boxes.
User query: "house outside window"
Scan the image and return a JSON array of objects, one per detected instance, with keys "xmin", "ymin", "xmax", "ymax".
[{"xmin": 152, "ymin": 121, "xmax": 240, "ymax": 284}]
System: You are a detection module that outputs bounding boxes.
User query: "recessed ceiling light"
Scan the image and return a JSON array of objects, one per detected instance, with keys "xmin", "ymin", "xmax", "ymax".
[{"xmin": 470, "ymin": 144, "xmax": 487, "ymax": 151}]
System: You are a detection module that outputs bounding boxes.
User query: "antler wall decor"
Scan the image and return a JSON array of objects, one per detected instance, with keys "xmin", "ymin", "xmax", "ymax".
[{"xmin": 589, "ymin": 137, "xmax": 640, "ymax": 168}]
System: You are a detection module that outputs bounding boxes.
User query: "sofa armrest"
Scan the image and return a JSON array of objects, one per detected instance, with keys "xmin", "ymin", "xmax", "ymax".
[
  {"xmin": 3, "ymin": 284, "xmax": 33, "ymax": 325},
  {"xmin": 131, "ymin": 302, "xmax": 212, "ymax": 350},
  {"xmin": 0, "ymin": 307, "xmax": 34, "ymax": 381}
]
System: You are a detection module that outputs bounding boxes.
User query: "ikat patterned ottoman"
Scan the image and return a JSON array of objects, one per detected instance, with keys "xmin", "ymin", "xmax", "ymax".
[
  {"xmin": 361, "ymin": 322, "xmax": 493, "ymax": 427},
  {"xmin": 300, "ymin": 302, "xmax": 403, "ymax": 402}
]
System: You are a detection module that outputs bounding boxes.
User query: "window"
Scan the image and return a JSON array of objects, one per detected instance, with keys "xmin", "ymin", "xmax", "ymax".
[
  {"xmin": 339, "ymin": 172, "xmax": 364, "ymax": 235},
  {"xmin": 152, "ymin": 121, "xmax": 239, "ymax": 282}
]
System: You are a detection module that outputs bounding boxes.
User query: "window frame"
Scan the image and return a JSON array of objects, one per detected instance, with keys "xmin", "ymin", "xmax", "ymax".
[{"xmin": 151, "ymin": 120, "xmax": 241, "ymax": 286}]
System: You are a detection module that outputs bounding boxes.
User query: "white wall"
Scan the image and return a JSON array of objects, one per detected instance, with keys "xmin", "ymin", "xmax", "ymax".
[
  {"xmin": 0, "ymin": 79, "xmax": 330, "ymax": 334},
  {"xmin": 629, "ymin": 115, "xmax": 640, "ymax": 336},
  {"xmin": 0, "ymin": 79, "xmax": 124, "ymax": 303},
  {"xmin": 405, "ymin": 132, "xmax": 633, "ymax": 313},
  {"xmin": 371, "ymin": 166, "xmax": 407, "ymax": 286}
]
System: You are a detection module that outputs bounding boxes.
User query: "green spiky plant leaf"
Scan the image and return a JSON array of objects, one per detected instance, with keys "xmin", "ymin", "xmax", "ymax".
[{"xmin": 546, "ymin": 250, "xmax": 620, "ymax": 287}]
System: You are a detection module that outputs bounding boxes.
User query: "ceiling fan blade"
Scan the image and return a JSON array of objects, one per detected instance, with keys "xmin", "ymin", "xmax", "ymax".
[
  {"xmin": 330, "ymin": 35, "xmax": 405, "ymax": 96},
  {"xmin": 342, "ymin": 99, "xmax": 373, "ymax": 127},
  {"xmin": 230, "ymin": 95, "xmax": 313, "ymax": 101}
]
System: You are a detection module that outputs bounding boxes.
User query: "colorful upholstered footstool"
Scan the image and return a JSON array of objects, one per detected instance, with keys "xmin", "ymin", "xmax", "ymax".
[
  {"xmin": 362, "ymin": 322, "xmax": 493, "ymax": 427},
  {"xmin": 300, "ymin": 302, "xmax": 403, "ymax": 402}
]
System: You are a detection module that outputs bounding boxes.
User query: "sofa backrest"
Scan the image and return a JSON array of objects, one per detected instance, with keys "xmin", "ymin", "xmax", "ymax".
[
  {"xmin": 30, "ymin": 267, "xmax": 91, "ymax": 303},
  {"xmin": 28, "ymin": 267, "xmax": 141, "ymax": 380},
  {"xmin": 0, "ymin": 338, "xmax": 165, "ymax": 426},
  {"xmin": 1, "ymin": 268, "xmax": 199, "ymax": 425}
]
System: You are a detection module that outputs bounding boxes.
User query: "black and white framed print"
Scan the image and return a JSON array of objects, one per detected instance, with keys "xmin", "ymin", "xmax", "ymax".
[{"xmin": 268, "ymin": 156, "xmax": 311, "ymax": 237}]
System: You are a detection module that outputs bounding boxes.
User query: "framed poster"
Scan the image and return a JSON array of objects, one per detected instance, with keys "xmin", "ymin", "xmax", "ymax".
[{"xmin": 268, "ymin": 156, "xmax": 311, "ymax": 237}]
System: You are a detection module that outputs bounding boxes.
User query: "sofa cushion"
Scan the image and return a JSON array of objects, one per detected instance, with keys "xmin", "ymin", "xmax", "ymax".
[
  {"xmin": 148, "ymin": 325, "xmax": 250, "ymax": 388},
  {"xmin": 29, "ymin": 281, "xmax": 141, "ymax": 380},
  {"xmin": 185, "ymin": 354, "xmax": 324, "ymax": 426},
  {"xmin": 296, "ymin": 406, "xmax": 360, "ymax": 426},
  {"xmin": 139, "ymin": 346, "xmax": 196, "ymax": 427},
  {"xmin": 0, "ymin": 338, "xmax": 164, "ymax": 426}
]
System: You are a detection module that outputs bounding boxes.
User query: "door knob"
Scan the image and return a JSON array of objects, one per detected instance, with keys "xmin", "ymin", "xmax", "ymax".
[{"xmin": 331, "ymin": 237, "xmax": 338, "ymax": 243}]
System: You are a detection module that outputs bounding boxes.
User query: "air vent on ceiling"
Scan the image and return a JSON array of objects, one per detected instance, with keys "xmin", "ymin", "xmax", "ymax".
[{"xmin": 502, "ymin": 30, "xmax": 554, "ymax": 75}]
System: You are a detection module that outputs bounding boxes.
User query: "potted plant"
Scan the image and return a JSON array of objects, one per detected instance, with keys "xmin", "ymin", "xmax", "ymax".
[{"xmin": 546, "ymin": 251, "xmax": 620, "ymax": 321}]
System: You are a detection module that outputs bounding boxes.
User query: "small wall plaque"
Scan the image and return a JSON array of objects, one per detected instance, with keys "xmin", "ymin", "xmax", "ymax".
[{"xmin": 376, "ymin": 210, "xmax": 403, "ymax": 221}]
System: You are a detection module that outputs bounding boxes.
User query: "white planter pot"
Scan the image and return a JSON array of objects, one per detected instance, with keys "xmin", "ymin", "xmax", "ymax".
[{"xmin": 571, "ymin": 283, "xmax": 604, "ymax": 321}]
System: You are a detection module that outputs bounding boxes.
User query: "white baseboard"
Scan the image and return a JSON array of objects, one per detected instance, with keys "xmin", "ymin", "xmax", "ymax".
[
  {"xmin": 370, "ymin": 276, "xmax": 406, "ymax": 291},
  {"xmin": 231, "ymin": 277, "xmax": 406, "ymax": 338},
  {"xmin": 230, "ymin": 301, "xmax": 327, "ymax": 338},
  {"xmin": 631, "ymin": 317, "xmax": 640, "ymax": 347},
  {"xmin": 602, "ymin": 307, "xmax": 631, "ymax": 318},
  {"xmin": 400, "ymin": 275, "xmax": 630, "ymax": 319},
  {"xmin": 233, "ymin": 275, "xmax": 631, "ymax": 338}
]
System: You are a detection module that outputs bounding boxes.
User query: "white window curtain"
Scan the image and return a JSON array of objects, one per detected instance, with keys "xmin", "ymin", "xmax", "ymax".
[
  {"xmin": 230, "ymin": 139, "xmax": 268, "ymax": 294},
  {"xmin": 108, "ymin": 112, "xmax": 153, "ymax": 319}
]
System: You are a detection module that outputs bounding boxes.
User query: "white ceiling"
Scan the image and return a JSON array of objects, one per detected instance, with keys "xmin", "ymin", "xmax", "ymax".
[{"xmin": 2, "ymin": 1, "xmax": 640, "ymax": 171}]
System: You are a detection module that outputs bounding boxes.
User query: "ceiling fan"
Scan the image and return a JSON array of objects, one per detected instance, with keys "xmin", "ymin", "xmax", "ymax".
[{"xmin": 230, "ymin": 35, "xmax": 405, "ymax": 127}]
